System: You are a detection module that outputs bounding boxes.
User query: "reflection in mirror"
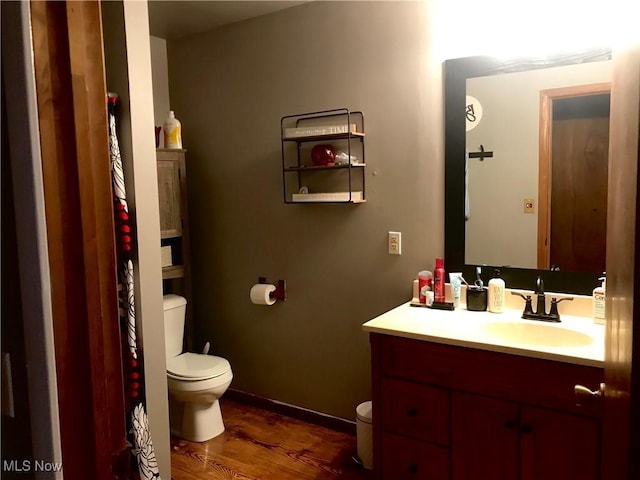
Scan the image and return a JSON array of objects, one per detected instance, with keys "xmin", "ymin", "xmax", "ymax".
[
  {"xmin": 444, "ymin": 48, "xmax": 612, "ymax": 294},
  {"xmin": 464, "ymin": 61, "xmax": 611, "ymax": 273}
]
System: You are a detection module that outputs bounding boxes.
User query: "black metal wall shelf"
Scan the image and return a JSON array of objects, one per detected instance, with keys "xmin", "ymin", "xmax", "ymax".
[
  {"xmin": 281, "ymin": 108, "xmax": 366, "ymax": 204},
  {"xmin": 283, "ymin": 132, "xmax": 366, "ymax": 143},
  {"xmin": 284, "ymin": 163, "xmax": 366, "ymax": 173}
]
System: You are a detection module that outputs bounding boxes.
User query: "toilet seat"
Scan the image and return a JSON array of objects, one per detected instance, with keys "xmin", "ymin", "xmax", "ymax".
[{"xmin": 167, "ymin": 353, "xmax": 230, "ymax": 381}]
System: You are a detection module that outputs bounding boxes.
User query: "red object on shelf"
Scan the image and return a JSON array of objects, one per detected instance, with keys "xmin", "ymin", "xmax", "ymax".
[{"xmin": 311, "ymin": 144, "xmax": 336, "ymax": 166}]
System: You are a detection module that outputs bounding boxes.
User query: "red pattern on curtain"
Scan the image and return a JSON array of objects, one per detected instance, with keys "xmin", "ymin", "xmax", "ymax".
[{"xmin": 108, "ymin": 95, "xmax": 161, "ymax": 480}]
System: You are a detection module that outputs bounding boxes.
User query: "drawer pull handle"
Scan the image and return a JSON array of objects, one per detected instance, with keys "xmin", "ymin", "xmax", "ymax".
[
  {"xmin": 503, "ymin": 420, "xmax": 516, "ymax": 429},
  {"xmin": 407, "ymin": 407, "xmax": 418, "ymax": 417},
  {"xmin": 408, "ymin": 463, "xmax": 418, "ymax": 474},
  {"xmin": 574, "ymin": 383, "xmax": 604, "ymax": 406},
  {"xmin": 520, "ymin": 425, "xmax": 533, "ymax": 434}
]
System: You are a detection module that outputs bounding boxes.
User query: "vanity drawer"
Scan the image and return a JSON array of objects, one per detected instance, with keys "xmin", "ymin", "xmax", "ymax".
[
  {"xmin": 382, "ymin": 432, "xmax": 450, "ymax": 480},
  {"xmin": 381, "ymin": 377, "xmax": 449, "ymax": 445},
  {"xmin": 378, "ymin": 333, "xmax": 603, "ymax": 417}
]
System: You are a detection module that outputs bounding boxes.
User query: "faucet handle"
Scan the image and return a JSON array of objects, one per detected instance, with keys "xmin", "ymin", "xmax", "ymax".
[
  {"xmin": 511, "ymin": 291, "xmax": 534, "ymax": 314},
  {"xmin": 510, "ymin": 291, "xmax": 528, "ymax": 300},
  {"xmin": 549, "ymin": 297, "xmax": 574, "ymax": 318},
  {"xmin": 552, "ymin": 297, "xmax": 574, "ymax": 304}
]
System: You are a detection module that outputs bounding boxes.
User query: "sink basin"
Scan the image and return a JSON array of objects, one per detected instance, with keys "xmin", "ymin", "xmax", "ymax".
[{"xmin": 481, "ymin": 321, "xmax": 594, "ymax": 347}]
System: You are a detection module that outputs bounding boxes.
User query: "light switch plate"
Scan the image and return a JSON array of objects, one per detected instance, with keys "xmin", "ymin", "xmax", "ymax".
[{"xmin": 388, "ymin": 231, "xmax": 402, "ymax": 255}]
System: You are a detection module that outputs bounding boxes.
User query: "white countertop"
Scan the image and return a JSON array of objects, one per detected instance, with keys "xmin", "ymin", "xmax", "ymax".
[{"xmin": 362, "ymin": 302, "xmax": 605, "ymax": 367}]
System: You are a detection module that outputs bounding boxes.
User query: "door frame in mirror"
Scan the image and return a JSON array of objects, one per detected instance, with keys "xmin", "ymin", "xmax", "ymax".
[{"xmin": 444, "ymin": 48, "xmax": 611, "ymax": 295}]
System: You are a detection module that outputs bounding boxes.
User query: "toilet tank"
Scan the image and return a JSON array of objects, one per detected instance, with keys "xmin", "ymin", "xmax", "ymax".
[{"xmin": 163, "ymin": 294, "xmax": 187, "ymax": 359}]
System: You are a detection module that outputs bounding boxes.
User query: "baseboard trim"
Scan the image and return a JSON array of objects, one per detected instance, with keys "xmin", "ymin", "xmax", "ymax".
[{"xmin": 225, "ymin": 389, "xmax": 357, "ymax": 436}]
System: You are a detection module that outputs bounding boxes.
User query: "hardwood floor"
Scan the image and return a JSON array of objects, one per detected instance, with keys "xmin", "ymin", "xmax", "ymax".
[{"xmin": 170, "ymin": 399, "xmax": 373, "ymax": 480}]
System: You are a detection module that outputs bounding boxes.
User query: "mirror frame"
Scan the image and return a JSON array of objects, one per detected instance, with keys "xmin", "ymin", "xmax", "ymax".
[{"xmin": 444, "ymin": 47, "xmax": 612, "ymax": 295}]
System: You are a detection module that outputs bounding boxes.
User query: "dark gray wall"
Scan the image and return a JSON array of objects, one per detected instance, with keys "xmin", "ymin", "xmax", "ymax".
[{"xmin": 168, "ymin": 0, "xmax": 444, "ymax": 420}]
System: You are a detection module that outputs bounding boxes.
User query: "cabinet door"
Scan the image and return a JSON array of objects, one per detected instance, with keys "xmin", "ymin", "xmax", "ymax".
[
  {"xmin": 382, "ymin": 432, "xmax": 449, "ymax": 480},
  {"xmin": 520, "ymin": 406, "xmax": 599, "ymax": 480},
  {"xmin": 157, "ymin": 159, "xmax": 182, "ymax": 238},
  {"xmin": 452, "ymin": 392, "xmax": 518, "ymax": 480},
  {"xmin": 381, "ymin": 377, "xmax": 449, "ymax": 445}
]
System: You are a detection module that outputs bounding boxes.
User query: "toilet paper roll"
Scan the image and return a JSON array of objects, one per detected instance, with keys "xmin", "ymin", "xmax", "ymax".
[{"xmin": 250, "ymin": 283, "xmax": 277, "ymax": 306}]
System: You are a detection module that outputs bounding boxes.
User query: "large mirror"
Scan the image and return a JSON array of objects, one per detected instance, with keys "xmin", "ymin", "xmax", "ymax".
[{"xmin": 444, "ymin": 48, "xmax": 611, "ymax": 294}]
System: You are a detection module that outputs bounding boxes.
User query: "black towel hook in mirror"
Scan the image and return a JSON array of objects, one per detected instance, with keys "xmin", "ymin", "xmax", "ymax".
[{"xmin": 468, "ymin": 144, "xmax": 494, "ymax": 161}]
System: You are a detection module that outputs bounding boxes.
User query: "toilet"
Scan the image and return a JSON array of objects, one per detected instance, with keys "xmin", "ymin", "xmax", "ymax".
[{"xmin": 163, "ymin": 294, "xmax": 233, "ymax": 442}]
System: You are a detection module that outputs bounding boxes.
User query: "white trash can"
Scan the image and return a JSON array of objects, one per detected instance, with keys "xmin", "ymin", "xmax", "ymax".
[{"xmin": 356, "ymin": 401, "xmax": 373, "ymax": 470}]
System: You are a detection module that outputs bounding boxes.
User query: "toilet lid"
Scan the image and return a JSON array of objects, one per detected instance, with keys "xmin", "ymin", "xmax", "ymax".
[{"xmin": 167, "ymin": 353, "xmax": 230, "ymax": 380}]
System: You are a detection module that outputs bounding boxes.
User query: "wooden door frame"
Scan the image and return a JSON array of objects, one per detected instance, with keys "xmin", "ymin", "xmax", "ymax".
[
  {"xmin": 30, "ymin": 1, "xmax": 127, "ymax": 478},
  {"xmin": 537, "ymin": 82, "xmax": 611, "ymax": 269},
  {"xmin": 602, "ymin": 42, "xmax": 640, "ymax": 480}
]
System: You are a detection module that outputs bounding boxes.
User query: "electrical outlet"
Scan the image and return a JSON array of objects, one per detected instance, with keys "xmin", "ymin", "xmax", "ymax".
[
  {"xmin": 388, "ymin": 231, "xmax": 402, "ymax": 255},
  {"xmin": 524, "ymin": 198, "xmax": 535, "ymax": 213}
]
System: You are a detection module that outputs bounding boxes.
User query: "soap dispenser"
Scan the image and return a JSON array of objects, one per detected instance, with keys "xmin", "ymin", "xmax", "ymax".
[
  {"xmin": 487, "ymin": 269, "xmax": 505, "ymax": 313},
  {"xmin": 593, "ymin": 274, "xmax": 606, "ymax": 324}
]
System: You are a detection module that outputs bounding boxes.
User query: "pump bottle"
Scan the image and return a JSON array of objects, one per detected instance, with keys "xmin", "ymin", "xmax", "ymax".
[
  {"xmin": 487, "ymin": 269, "xmax": 505, "ymax": 313},
  {"xmin": 593, "ymin": 276, "xmax": 606, "ymax": 324}
]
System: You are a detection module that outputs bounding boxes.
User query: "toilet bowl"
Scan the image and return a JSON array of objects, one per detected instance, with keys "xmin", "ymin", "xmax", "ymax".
[{"xmin": 163, "ymin": 295, "xmax": 233, "ymax": 442}]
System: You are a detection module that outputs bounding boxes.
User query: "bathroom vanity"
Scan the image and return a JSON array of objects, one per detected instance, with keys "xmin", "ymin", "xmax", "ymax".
[
  {"xmin": 408, "ymin": 46, "xmax": 611, "ymax": 479},
  {"xmin": 363, "ymin": 302, "xmax": 604, "ymax": 480}
]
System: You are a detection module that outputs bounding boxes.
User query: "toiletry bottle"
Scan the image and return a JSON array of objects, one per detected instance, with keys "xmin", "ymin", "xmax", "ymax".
[
  {"xmin": 163, "ymin": 110, "xmax": 182, "ymax": 149},
  {"xmin": 418, "ymin": 270, "xmax": 433, "ymax": 305},
  {"xmin": 434, "ymin": 258, "xmax": 445, "ymax": 303},
  {"xmin": 487, "ymin": 269, "xmax": 505, "ymax": 313},
  {"xmin": 593, "ymin": 275, "xmax": 606, "ymax": 324},
  {"xmin": 412, "ymin": 278, "xmax": 420, "ymax": 304},
  {"xmin": 449, "ymin": 273, "xmax": 463, "ymax": 308}
]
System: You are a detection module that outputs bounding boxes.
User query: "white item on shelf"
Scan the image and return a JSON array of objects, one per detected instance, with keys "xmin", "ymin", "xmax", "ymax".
[
  {"xmin": 335, "ymin": 151, "xmax": 359, "ymax": 164},
  {"xmin": 284, "ymin": 124, "xmax": 357, "ymax": 138},
  {"xmin": 161, "ymin": 245, "xmax": 173, "ymax": 267},
  {"xmin": 163, "ymin": 110, "xmax": 182, "ymax": 149},
  {"xmin": 291, "ymin": 191, "xmax": 363, "ymax": 202}
]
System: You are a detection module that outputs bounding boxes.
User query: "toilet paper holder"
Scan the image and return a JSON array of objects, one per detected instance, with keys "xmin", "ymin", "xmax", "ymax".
[{"xmin": 258, "ymin": 277, "xmax": 286, "ymax": 302}]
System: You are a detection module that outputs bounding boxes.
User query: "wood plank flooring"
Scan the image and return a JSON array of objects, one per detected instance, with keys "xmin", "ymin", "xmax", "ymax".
[{"xmin": 170, "ymin": 399, "xmax": 373, "ymax": 480}]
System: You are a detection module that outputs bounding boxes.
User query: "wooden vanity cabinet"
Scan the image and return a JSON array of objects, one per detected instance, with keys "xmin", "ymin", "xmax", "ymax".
[
  {"xmin": 452, "ymin": 392, "xmax": 519, "ymax": 480},
  {"xmin": 370, "ymin": 333, "xmax": 603, "ymax": 480},
  {"xmin": 452, "ymin": 393, "xmax": 599, "ymax": 480}
]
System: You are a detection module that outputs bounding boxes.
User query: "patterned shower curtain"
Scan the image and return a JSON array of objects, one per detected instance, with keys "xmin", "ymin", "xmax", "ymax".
[{"xmin": 108, "ymin": 95, "xmax": 162, "ymax": 480}]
